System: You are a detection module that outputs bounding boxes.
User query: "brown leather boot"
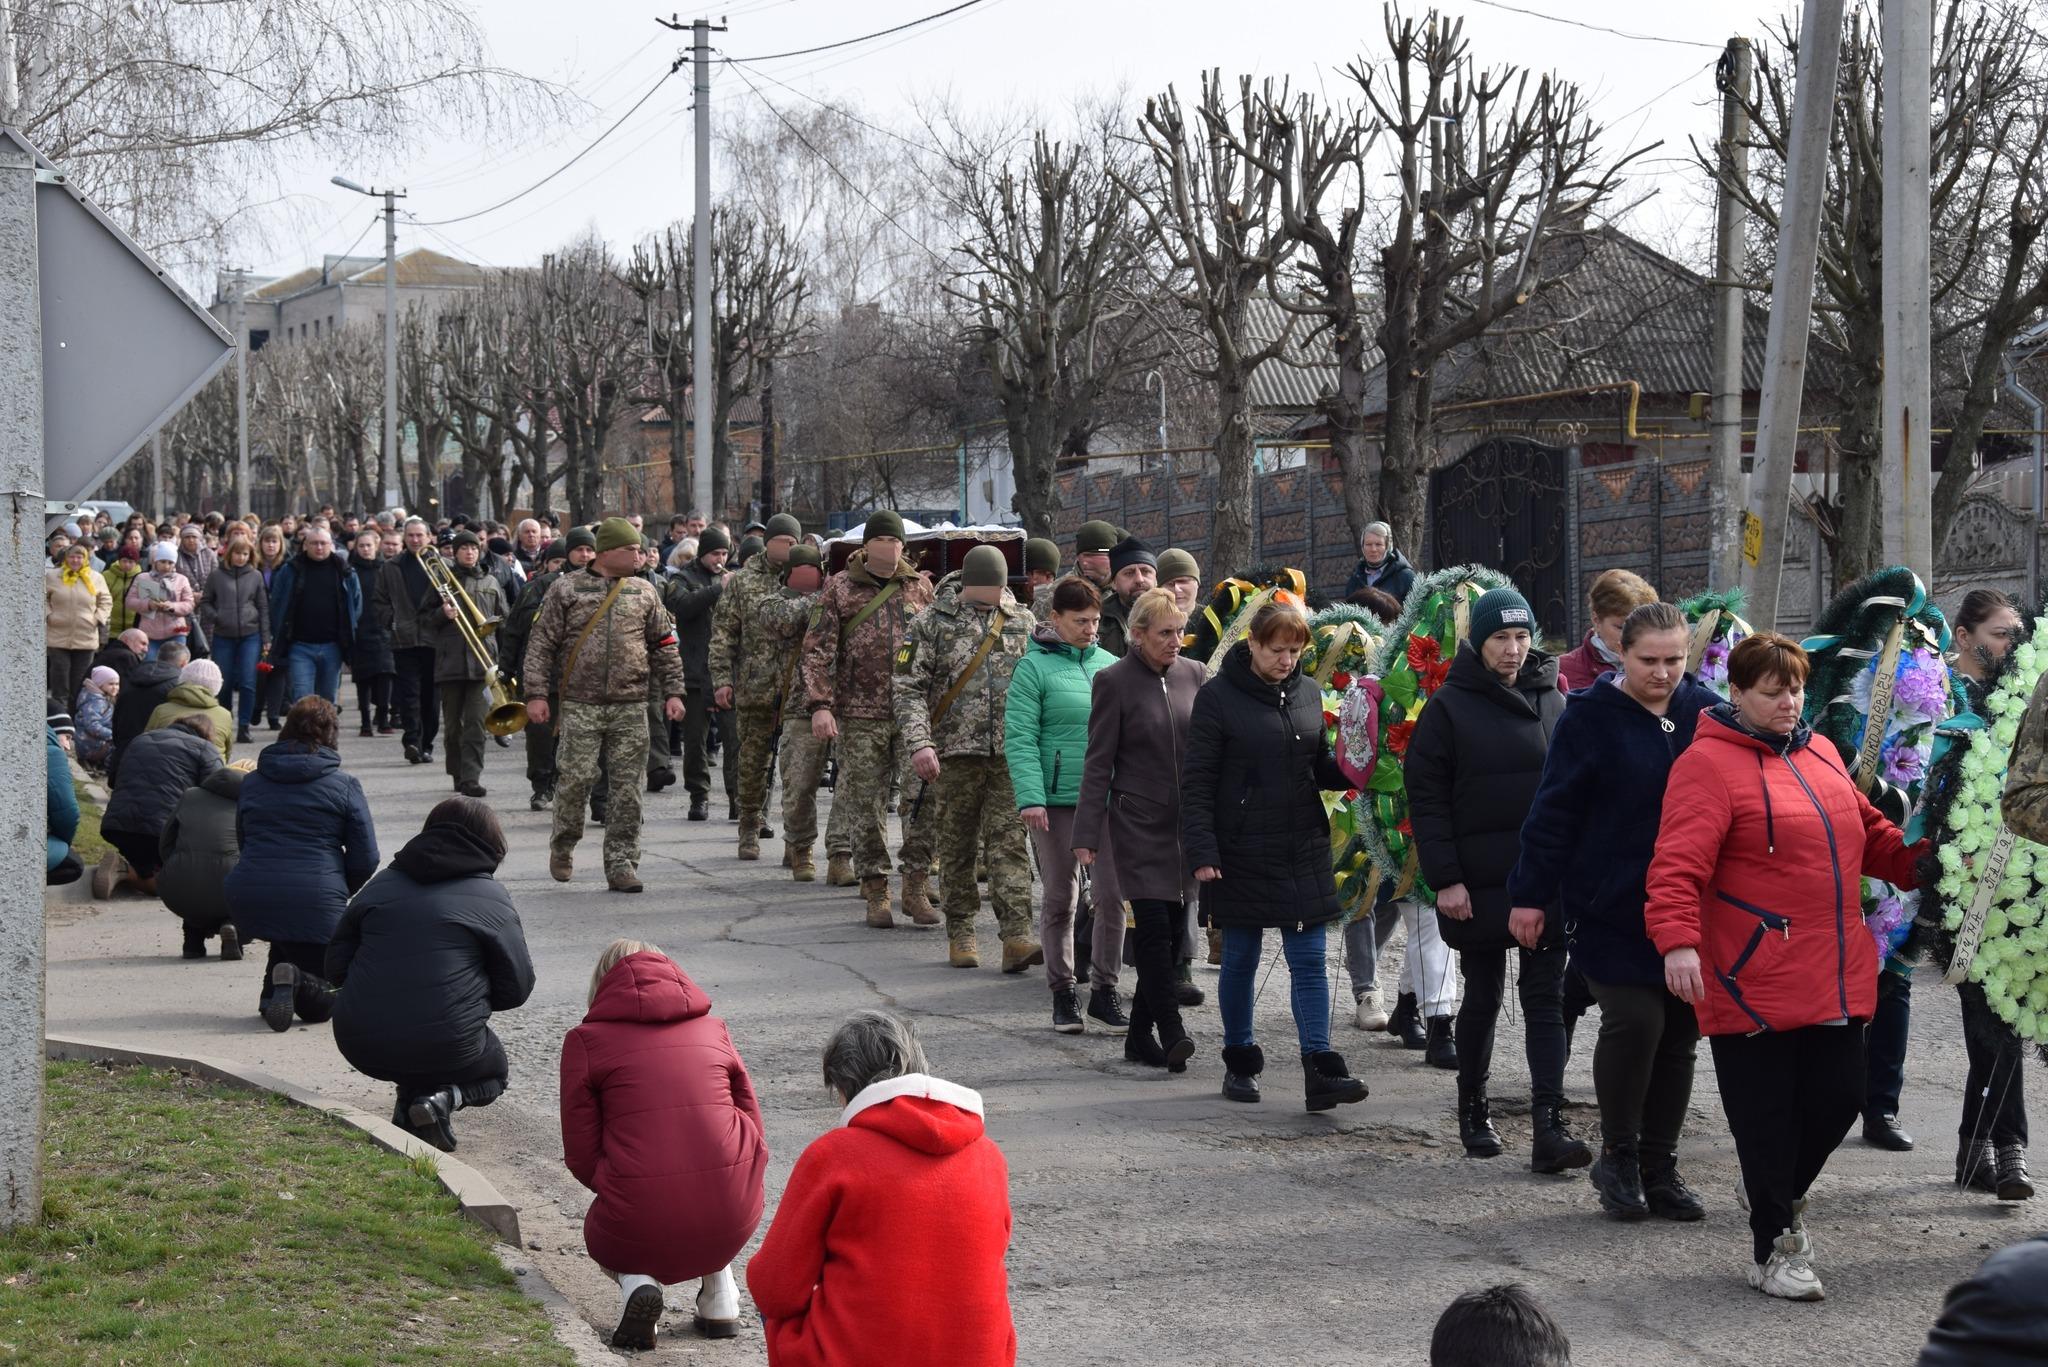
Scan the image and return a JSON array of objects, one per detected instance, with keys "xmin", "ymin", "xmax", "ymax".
[
  {"xmin": 901, "ymin": 871, "xmax": 941, "ymax": 926},
  {"xmin": 737, "ymin": 812, "xmax": 761, "ymax": 861},
  {"xmin": 788, "ymin": 845, "xmax": 815, "ymax": 882},
  {"xmin": 549, "ymin": 849, "xmax": 574, "ymax": 883},
  {"xmin": 862, "ymin": 877, "xmax": 895, "ymax": 928},
  {"xmin": 606, "ymin": 865, "xmax": 643, "ymax": 894},
  {"xmin": 949, "ymin": 933, "xmax": 981, "ymax": 968},
  {"xmin": 1001, "ymin": 937, "xmax": 1046, "ymax": 974},
  {"xmin": 826, "ymin": 853, "xmax": 857, "ymax": 886}
]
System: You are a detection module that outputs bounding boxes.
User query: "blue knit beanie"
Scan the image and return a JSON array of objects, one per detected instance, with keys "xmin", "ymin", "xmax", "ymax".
[{"xmin": 1467, "ymin": 587, "xmax": 1535, "ymax": 644}]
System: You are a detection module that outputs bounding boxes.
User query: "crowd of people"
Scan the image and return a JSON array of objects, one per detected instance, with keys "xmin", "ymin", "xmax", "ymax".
[{"xmin": 40, "ymin": 501, "xmax": 2048, "ymax": 1356}]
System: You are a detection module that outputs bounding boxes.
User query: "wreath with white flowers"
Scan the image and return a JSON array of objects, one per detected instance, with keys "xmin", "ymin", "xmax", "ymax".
[{"xmin": 1679, "ymin": 587, "xmax": 1752, "ymax": 700}]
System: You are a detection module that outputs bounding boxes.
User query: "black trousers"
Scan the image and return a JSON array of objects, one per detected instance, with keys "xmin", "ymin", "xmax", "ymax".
[
  {"xmin": 260, "ymin": 939, "xmax": 336, "ymax": 1023},
  {"xmin": 103, "ymin": 826, "xmax": 165, "ymax": 880},
  {"xmin": 1711, "ymin": 1024, "xmax": 1864, "ymax": 1263},
  {"xmin": 1127, "ymin": 898, "xmax": 1189, "ymax": 1049},
  {"xmin": 47, "ymin": 647, "xmax": 91, "ymax": 711},
  {"xmin": 1864, "ymin": 970, "xmax": 1911, "ymax": 1119},
  {"xmin": 1584, "ymin": 975, "xmax": 1699, "ymax": 1162},
  {"xmin": 387, "ymin": 1027, "xmax": 509, "ymax": 1109},
  {"xmin": 259, "ymin": 657, "xmax": 288, "ymax": 725},
  {"xmin": 1958, "ymin": 982, "xmax": 2029, "ymax": 1147},
  {"xmin": 355, "ymin": 672, "xmax": 394, "ymax": 730},
  {"xmin": 683, "ymin": 687, "xmax": 738, "ymax": 801},
  {"xmin": 393, "ymin": 646, "xmax": 439, "ymax": 753},
  {"xmin": 1456, "ymin": 943, "xmax": 1568, "ymax": 1109}
]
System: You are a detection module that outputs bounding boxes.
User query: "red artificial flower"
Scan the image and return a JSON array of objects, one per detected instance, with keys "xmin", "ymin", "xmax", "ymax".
[
  {"xmin": 1322, "ymin": 708, "xmax": 1338, "ymax": 727},
  {"xmin": 1331, "ymin": 670, "xmax": 1353, "ymax": 690},
  {"xmin": 1407, "ymin": 635, "xmax": 1442, "ymax": 673},
  {"xmin": 1396, "ymin": 817, "xmax": 1413, "ymax": 837},
  {"xmin": 1386, "ymin": 720, "xmax": 1416, "ymax": 756}
]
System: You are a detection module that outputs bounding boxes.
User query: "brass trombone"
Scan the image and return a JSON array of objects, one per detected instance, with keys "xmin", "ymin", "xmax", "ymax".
[{"xmin": 419, "ymin": 545, "xmax": 528, "ymax": 736}]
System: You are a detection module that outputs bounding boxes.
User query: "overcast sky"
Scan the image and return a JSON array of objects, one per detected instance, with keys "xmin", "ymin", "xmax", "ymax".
[{"xmin": 252, "ymin": 0, "xmax": 1773, "ymax": 280}]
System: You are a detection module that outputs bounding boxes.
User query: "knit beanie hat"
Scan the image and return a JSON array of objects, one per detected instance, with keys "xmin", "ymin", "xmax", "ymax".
[
  {"xmin": 538, "ymin": 540, "xmax": 566, "ymax": 565},
  {"xmin": 451, "ymin": 528, "xmax": 481, "ymax": 549},
  {"xmin": 765, "ymin": 513, "xmax": 803, "ymax": 541},
  {"xmin": 962, "ymin": 545, "xmax": 1008, "ymax": 588},
  {"xmin": 1107, "ymin": 535, "xmax": 1157, "ymax": 577},
  {"xmin": 698, "ymin": 525, "xmax": 732, "ymax": 554},
  {"xmin": 564, "ymin": 526, "xmax": 597, "ymax": 553},
  {"xmin": 88, "ymin": 666, "xmax": 120, "ymax": 690},
  {"xmin": 785, "ymin": 543, "xmax": 824, "ymax": 572},
  {"xmin": 863, "ymin": 509, "xmax": 905, "ymax": 543},
  {"xmin": 593, "ymin": 517, "xmax": 639, "ymax": 554},
  {"xmin": 47, "ymin": 710, "xmax": 73, "ymax": 737},
  {"xmin": 180, "ymin": 658, "xmax": 224, "ymax": 692},
  {"xmin": 1025, "ymin": 537, "xmax": 1060, "ymax": 576},
  {"xmin": 486, "ymin": 535, "xmax": 514, "ymax": 557},
  {"xmin": 1467, "ymin": 587, "xmax": 1536, "ymax": 645},
  {"xmin": 738, "ymin": 535, "xmax": 766, "ymax": 563},
  {"xmin": 1157, "ymin": 548, "xmax": 1200, "ymax": 583},
  {"xmin": 151, "ymin": 542, "xmax": 178, "ymax": 564},
  {"xmin": 1076, "ymin": 520, "xmax": 1119, "ymax": 555}
]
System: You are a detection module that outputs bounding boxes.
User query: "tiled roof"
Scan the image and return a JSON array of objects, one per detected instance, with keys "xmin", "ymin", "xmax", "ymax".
[
  {"xmin": 344, "ymin": 248, "xmax": 490, "ymax": 288},
  {"xmin": 1242, "ymin": 293, "xmax": 1377, "ymax": 415}
]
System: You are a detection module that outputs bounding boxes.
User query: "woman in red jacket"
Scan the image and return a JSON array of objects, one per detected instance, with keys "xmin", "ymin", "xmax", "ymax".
[
  {"xmin": 748, "ymin": 1009, "xmax": 1015, "ymax": 1367},
  {"xmin": 1645, "ymin": 633, "xmax": 1920, "ymax": 1304},
  {"xmin": 560, "ymin": 941, "xmax": 768, "ymax": 1351}
]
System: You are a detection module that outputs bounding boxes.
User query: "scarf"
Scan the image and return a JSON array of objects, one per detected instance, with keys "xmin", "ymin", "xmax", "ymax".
[
  {"xmin": 1590, "ymin": 631, "xmax": 1624, "ymax": 669},
  {"xmin": 59, "ymin": 561, "xmax": 99, "ymax": 591}
]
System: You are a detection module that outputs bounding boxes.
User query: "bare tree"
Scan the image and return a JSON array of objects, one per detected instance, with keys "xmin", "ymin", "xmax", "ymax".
[
  {"xmin": 397, "ymin": 305, "xmax": 460, "ymax": 516},
  {"xmin": 441, "ymin": 273, "xmax": 563, "ymax": 519},
  {"xmin": 941, "ymin": 114, "xmax": 1158, "ymax": 538},
  {"xmin": 1709, "ymin": 2, "xmax": 2048, "ymax": 578},
  {"xmin": 1356, "ymin": 7, "xmax": 1642, "ymax": 552},
  {"xmin": 1119, "ymin": 71, "xmax": 1301, "ymax": 573},
  {"xmin": 531, "ymin": 240, "xmax": 641, "ymax": 522}
]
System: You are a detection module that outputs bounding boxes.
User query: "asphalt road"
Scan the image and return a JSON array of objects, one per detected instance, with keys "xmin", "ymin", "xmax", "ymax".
[{"xmin": 45, "ymin": 730, "xmax": 2047, "ymax": 1365}]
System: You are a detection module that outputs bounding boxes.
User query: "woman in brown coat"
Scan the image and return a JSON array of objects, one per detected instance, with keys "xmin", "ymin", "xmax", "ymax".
[{"xmin": 1073, "ymin": 588, "xmax": 1206, "ymax": 1071}]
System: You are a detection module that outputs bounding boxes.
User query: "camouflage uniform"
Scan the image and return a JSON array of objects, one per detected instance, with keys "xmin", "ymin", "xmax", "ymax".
[
  {"xmin": 800, "ymin": 548, "xmax": 935, "ymax": 881},
  {"xmin": 760, "ymin": 582, "xmax": 828, "ymax": 849},
  {"xmin": 894, "ymin": 586, "xmax": 1036, "ymax": 947},
  {"xmin": 523, "ymin": 568, "xmax": 685, "ymax": 877},
  {"xmin": 710, "ymin": 554, "xmax": 796, "ymax": 833},
  {"xmin": 2003, "ymin": 670, "xmax": 2048, "ymax": 842}
]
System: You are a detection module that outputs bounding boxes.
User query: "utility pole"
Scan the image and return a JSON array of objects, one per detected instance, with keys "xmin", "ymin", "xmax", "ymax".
[
  {"xmin": 232, "ymin": 269, "xmax": 250, "ymax": 515},
  {"xmin": 150, "ymin": 430, "xmax": 164, "ymax": 517},
  {"xmin": 331, "ymin": 176, "xmax": 406, "ymax": 509},
  {"xmin": 0, "ymin": 133, "xmax": 46, "ymax": 1232},
  {"xmin": 1880, "ymin": 0, "xmax": 1932, "ymax": 578},
  {"xmin": 1742, "ymin": 0, "xmax": 1846, "ymax": 629},
  {"xmin": 691, "ymin": 18, "xmax": 723, "ymax": 521},
  {"xmin": 1708, "ymin": 37, "xmax": 1753, "ymax": 588}
]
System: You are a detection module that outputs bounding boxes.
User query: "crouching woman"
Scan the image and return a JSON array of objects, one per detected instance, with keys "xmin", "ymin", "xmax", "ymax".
[
  {"xmin": 325, "ymin": 795, "xmax": 535, "ymax": 1152},
  {"xmin": 561, "ymin": 941, "xmax": 768, "ymax": 1352},
  {"xmin": 748, "ymin": 1010, "xmax": 1016, "ymax": 1367}
]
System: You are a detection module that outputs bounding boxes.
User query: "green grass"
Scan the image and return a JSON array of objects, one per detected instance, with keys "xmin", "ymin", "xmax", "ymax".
[
  {"xmin": 0, "ymin": 1063, "xmax": 572, "ymax": 1367},
  {"xmin": 68, "ymin": 778, "xmax": 109, "ymax": 869}
]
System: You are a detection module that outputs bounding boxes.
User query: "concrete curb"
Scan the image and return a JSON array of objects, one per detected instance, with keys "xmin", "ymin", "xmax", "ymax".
[
  {"xmin": 494, "ymin": 1247, "xmax": 622, "ymax": 1367},
  {"xmin": 44, "ymin": 1033, "xmax": 522, "ymax": 1245}
]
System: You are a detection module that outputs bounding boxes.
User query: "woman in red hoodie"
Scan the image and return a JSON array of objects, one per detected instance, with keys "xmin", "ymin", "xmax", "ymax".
[
  {"xmin": 748, "ymin": 1009, "xmax": 1015, "ymax": 1367},
  {"xmin": 560, "ymin": 941, "xmax": 769, "ymax": 1352},
  {"xmin": 1645, "ymin": 633, "xmax": 1920, "ymax": 1304}
]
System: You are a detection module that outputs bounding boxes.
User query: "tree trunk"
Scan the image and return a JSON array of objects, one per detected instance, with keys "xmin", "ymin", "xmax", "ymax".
[
  {"xmin": 1833, "ymin": 345, "xmax": 1885, "ymax": 582},
  {"xmin": 1006, "ymin": 398, "xmax": 1061, "ymax": 539},
  {"xmin": 1326, "ymin": 314, "xmax": 1376, "ymax": 545},
  {"xmin": 1377, "ymin": 373, "xmax": 1430, "ymax": 557},
  {"xmin": 1211, "ymin": 375, "xmax": 1255, "ymax": 574}
]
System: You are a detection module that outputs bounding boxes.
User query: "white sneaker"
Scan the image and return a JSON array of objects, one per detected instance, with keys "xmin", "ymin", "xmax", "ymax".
[
  {"xmin": 694, "ymin": 1264, "xmax": 740, "ymax": 1339},
  {"xmin": 1734, "ymin": 1180, "xmax": 1811, "ymax": 1254},
  {"xmin": 1748, "ymin": 1231, "xmax": 1825, "ymax": 1300},
  {"xmin": 1354, "ymin": 988, "xmax": 1389, "ymax": 1031}
]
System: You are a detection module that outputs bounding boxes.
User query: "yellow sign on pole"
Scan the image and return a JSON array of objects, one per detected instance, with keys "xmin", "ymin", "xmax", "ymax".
[{"xmin": 1742, "ymin": 511, "xmax": 1764, "ymax": 567}]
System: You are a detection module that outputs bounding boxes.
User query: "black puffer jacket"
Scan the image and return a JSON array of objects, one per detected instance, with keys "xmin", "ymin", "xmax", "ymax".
[
  {"xmin": 1181, "ymin": 640, "xmax": 1350, "ymax": 929},
  {"xmin": 157, "ymin": 766, "xmax": 245, "ymax": 932},
  {"xmin": 103, "ymin": 725, "xmax": 221, "ymax": 838},
  {"xmin": 107, "ymin": 658, "xmax": 181, "ymax": 783},
  {"xmin": 325, "ymin": 822, "xmax": 536, "ymax": 1082},
  {"xmin": 1404, "ymin": 642, "xmax": 1564, "ymax": 951},
  {"xmin": 346, "ymin": 552, "xmax": 395, "ymax": 677}
]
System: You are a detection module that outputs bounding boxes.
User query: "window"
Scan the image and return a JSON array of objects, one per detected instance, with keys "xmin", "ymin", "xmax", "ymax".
[
  {"xmin": 248, "ymin": 328, "xmax": 270, "ymax": 352},
  {"xmin": 313, "ymin": 318, "xmax": 321, "ymax": 338}
]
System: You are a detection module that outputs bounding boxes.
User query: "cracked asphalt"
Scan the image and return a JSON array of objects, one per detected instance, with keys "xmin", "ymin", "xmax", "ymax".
[{"xmin": 44, "ymin": 734, "xmax": 2045, "ymax": 1364}]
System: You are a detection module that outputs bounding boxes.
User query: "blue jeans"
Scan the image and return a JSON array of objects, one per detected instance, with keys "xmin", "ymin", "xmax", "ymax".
[
  {"xmin": 1220, "ymin": 923, "xmax": 1332, "ymax": 1055},
  {"xmin": 214, "ymin": 632, "xmax": 261, "ymax": 729},
  {"xmin": 287, "ymin": 640, "xmax": 343, "ymax": 704}
]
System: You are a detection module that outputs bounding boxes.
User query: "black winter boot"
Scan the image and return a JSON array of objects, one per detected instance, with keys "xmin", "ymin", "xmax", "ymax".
[
  {"xmin": 1123, "ymin": 1024, "xmax": 1168, "ymax": 1068},
  {"xmin": 1958, "ymin": 1138, "xmax": 1999, "ymax": 1194},
  {"xmin": 1995, "ymin": 1143, "xmax": 2034, "ymax": 1202},
  {"xmin": 1387, "ymin": 991, "xmax": 1420, "ymax": 1043},
  {"xmin": 1530, "ymin": 1103, "xmax": 1593, "ymax": 1174},
  {"xmin": 1087, "ymin": 985, "xmax": 1130, "ymax": 1030},
  {"xmin": 407, "ymin": 1086, "xmax": 465, "ymax": 1153},
  {"xmin": 1589, "ymin": 1144, "xmax": 1651, "ymax": 1220},
  {"xmin": 1423, "ymin": 1015, "xmax": 1458, "ymax": 1069},
  {"xmin": 1457, "ymin": 1086, "xmax": 1502, "ymax": 1158},
  {"xmin": 1640, "ymin": 1155, "xmax": 1706, "ymax": 1221},
  {"xmin": 1303, "ymin": 1051, "xmax": 1368, "ymax": 1112},
  {"xmin": 1221, "ymin": 1044, "xmax": 1264, "ymax": 1104}
]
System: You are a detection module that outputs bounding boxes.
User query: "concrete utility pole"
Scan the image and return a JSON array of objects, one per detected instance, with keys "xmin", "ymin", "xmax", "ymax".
[
  {"xmin": 1708, "ymin": 37, "xmax": 1753, "ymax": 588},
  {"xmin": 1880, "ymin": 0, "xmax": 1933, "ymax": 578},
  {"xmin": 332, "ymin": 176, "xmax": 406, "ymax": 510},
  {"xmin": 691, "ymin": 17, "xmax": 723, "ymax": 522},
  {"xmin": 0, "ymin": 135, "xmax": 45, "ymax": 1230},
  {"xmin": 232, "ymin": 269, "xmax": 249, "ymax": 516},
  {"xmin": 1743, "ymin": 0, "xmax": 1846, "ymax": 629},
  {"xmin": 151, "ymin": 430, "xmax": 164, "ymax": 516}
]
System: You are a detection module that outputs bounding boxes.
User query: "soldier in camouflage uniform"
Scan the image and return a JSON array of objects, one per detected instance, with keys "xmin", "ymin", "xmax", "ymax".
[
  {"xmin": 522, "ymin": 518, "xmax": 686, "ymax": 894},
  {"xmin": 761, "ymin": 543, "xmax": 830, "ymax": 880},
  {"xmin": 498, "ymin": 529, "xmax": 594, "ymax": 810},
  {"xmin": 2004, "ymin": 669, "xmax": 2048, "ymax": 842},
  {"xmin": 801, "ymin": 509, "xmax": 936, "ymax": 928},
  {"xmin": 1024, "ymin": 537, "xmax": 1060, "ymax": 616},
  {"xmin": 709, "ymin": 513, "xmax": 803, "ymax": 861},
  {"xmin": 1032, "ymin": 519, "xmax": 1118, "ymax": 631},
  {"xmin": 896, "ymin": 545, "xmax": 1041, "ymax": 971}
]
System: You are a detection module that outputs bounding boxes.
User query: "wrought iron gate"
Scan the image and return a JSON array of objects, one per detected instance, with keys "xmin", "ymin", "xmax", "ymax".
[{"xmin": 1427, "ymin": 437, "xmax": 1570, "ymax": 643}]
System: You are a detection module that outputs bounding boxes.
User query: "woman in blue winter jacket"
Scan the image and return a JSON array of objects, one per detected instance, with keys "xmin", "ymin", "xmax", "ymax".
[{"xmin": 1508, "ymin": 601, "xmax": 1720, "ymax": 1223}]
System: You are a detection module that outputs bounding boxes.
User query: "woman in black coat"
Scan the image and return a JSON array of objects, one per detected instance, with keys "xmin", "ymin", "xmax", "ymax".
[
  {"xmin": 96, "ymin": 714, "xmax": 222, "ymax": 899},
  {"xmin": 1404, "ymin": 588, "xmax": 1586, "ymax": 1169},
  {"xmin": 158, "ymin": 764, "xmax": 249, "ymax": 961},
  {"xmin": 1182, "ymin": 599, "xmax": 1365, "ymax": 1112},
  {"xmin": 326, "ymin": 796, "xmax": 536, "ymax": 1152},
  {"xmin": 347, "ymin": 530, "xmax": 396, "ymax": 737}
]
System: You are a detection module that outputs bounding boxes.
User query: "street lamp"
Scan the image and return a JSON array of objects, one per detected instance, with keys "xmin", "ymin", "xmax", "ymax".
[{"xmin": 332, "ymin": 174, "xmax": 406, "ymax": 507}]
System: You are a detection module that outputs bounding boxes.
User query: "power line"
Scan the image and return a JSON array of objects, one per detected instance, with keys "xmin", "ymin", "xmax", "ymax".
[
  {"xmin": 1458, "ymin": 0, "xmax": 1720, "ymax": 50},
  {"xmin": 723, "ymin": 0, "xmax": 987, "ymax": 62},
  {"xmin": 332, "ymin": 212, "xmax": 383, "ymax": 264},
  {"xmin": 414, "ymin": 61, "xmax": 685, "ymax": 227},
  {"xmin": 725, "ymin": 59, "xmax": 948, "ymax": 267},
  {"xmin": 720, "ymin": 55, "xmax": 941, "ymax": 155}
]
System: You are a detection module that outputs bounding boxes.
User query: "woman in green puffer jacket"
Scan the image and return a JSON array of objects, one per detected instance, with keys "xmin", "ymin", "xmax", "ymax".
[{"xmin": 1005, "ymin": 575, "xmax": 1124, "ymax": 1035}]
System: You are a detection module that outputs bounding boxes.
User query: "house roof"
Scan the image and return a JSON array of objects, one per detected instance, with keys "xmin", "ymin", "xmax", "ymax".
[
  {"xmin": 342, "ymin": 248, "xmax": 489, "ymax": 289},
  {"xmin": 1242, "ymin": 293, "xmax": 1372, "ymax": 416}
]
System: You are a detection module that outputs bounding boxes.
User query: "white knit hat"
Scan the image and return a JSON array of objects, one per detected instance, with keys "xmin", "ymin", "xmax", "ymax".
[
  {"xmin": 179, "ymin": 659, "xmax": 223, "ymax": 692},
  {"xmin": 151, "ymin": 542, "xmax": 178, "ymax": 564}
]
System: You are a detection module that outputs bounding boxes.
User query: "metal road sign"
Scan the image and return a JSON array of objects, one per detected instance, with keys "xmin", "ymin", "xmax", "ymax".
[{"xmin": 3, "ymin": 129, "xmax": 235, "ymax": 503}]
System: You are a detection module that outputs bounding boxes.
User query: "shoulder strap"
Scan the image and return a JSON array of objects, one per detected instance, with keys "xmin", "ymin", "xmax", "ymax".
[
  {"xmin": 931, "ymin": 607, "xmax": 1009, "ymax": 727},
  {"xmin": 561, "ymin": 577, "xmax": 627, "ymax": 682},
  {"xmin": 841, "ymin": 576, "xmax": 902, "ymax": 640}
]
